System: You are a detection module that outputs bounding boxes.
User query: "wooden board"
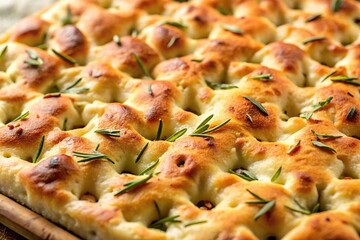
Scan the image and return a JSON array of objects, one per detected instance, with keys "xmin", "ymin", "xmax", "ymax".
[{"xmin": 0, "ymin": 194, "xmax": 80, "ymax": 240}]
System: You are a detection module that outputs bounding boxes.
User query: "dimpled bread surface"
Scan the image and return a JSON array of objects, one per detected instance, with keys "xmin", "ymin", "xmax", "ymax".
[{"xmin": 0, "ymin": 0, "xmax": 359, "ymax": 239}]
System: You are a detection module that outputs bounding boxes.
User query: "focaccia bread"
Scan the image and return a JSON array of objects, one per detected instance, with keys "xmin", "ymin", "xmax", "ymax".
[{"xmin": 0, "ymin": 0, "xmax": 359, "ymax": 239}]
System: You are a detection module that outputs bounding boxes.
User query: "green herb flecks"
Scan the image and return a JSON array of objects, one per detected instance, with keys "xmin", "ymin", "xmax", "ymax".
[
  {"xmin": 52, "ymin": 49, "xmax": 77, "ymax": 65},
  {"xmin": 150, "ymin": 215, "xmax": 181, "ymax": 231},
  {"xmin": 206, "ymin": 80, "xmax": 238, "ymax": 90},
  {"xmin": 245, "ymin": 189, "xmax": 276, "ymax": 221},
  {"xmin": 10, "ymin": 111, "xmax": 29, "ymax": 123},
  {"xmin": 73, "ymin": 150, "xmax": 115, "ymax": 164},
  {"xmin": 24, "ymin": 49, "xmax": 43, "ymax": 66},
  {"xmin": 33, "ymin": 135, "xmax": 45, "ymax": 163},
  {"xmin": 346, "ymin": 107, "xmax": 356, "ymax": 120},
  {"xmin": 153, "ymin": 200, "xmax": 161, "ymax": 218},
  {"xmin": 156, "ymin": 119, "xmax": 163, "ymax": 140},
  {"xmin": 218, "ymin": 6, "xmax": 231, "ymax": 15},
  {"xmin": 311, "ymin": 140, "xmax": 336, "ymax": 153},
  {"xmin": 148, "ymin": 84, "xmax": 154, "ymax": 96},
  {"xmin": 222, "ymin": 24, "xmax": 243, "ymax": 35},
  {"xmin": 287, "ymin": 140, "xmax": 301, "ymax": 154},
  {"xmin": 321, "ymin": 70, "xmax": 337, "ymax": 82},
  {"xmin": 113, "ymin": 35, "xmax": 121, "ymax": 46},
  {"xmin": 300, "ymin": 96, "xmax": 333, "ymax": 120},
  {"xmin": 190, "ymin": 115, "xmax": 230, "ymax": 138},
  {"xmin": 95, "ymin": 129, "xmax": 121, "ymax": 137},
  {"xmin": 167, "ymin": 36, "xmax": 178, "ymax": 48},
  {"xmin": 161, "ymin": 21, "xmax": 187, "ymax": 29},
  {"xmin": 332, "ymin": 0, "xmax": 343, "ymax": 12},
  {"xmin": 330, "ymin": 76, "xmax": 360, "ymax": 86},
  {"xmin": 135, "ymin": 142, "xmax": 149, "ymax": 163},
  {"xmin": 243, "ymin": 96, "xmax": 269, "ymax": 116},
  {"xmin": 61, "ymin": 5, "xmax": 72, "ymax": 25},
  {"xmin": 166, "ymin": 128, "xmax": 187, "ymax": 142},
  {"xmin": 139, "ymin": 159, "xmax": 159, "ymax": 175},
  {"xmin": 184, "ymin": 220, "xmax": 207, "ymax": 227},
  {"xmin": 0, "ymin": 45, "xmax": 7, "ymax": 58},
  {"xmin": 60, "ymin": 78, "xmax": 89, "ymax": 94},
  {"xmin": 251, "ymin": 74, "xmax": 273, "ymax": 81},
  {"xmin": 285, "ymin": 199, "xmax": 320, "ymax": 215},
  {"xmin": 191, "ymin": 58, "xmax": 203, "ymax": 63},
  {"xmin": 302, "ymin": 36, "xmax": 326, "ymax": 45},
  {"xmin": 305, "ymin": 14, "xmax": 321, "ymax": 23},
  {"xmin": 133, "ymin": 52, "xmax": 152, "ymax": 79},
  {"xmin": 115, "ymin": 174, "xmax": 153, "ymax": 196},
  {"xmin": 246, "ymin": 113, "xmax": 253, "ymax": 123},
  {"xmin": 63, "ymin": 118, "xmax": 68, "ymax": 131},
  {"xmin": 229, "ymin": 169, "xmax": 258, "ymax": 181},
  {"xmin": 271, "ymin": 166, "xmax": 282, "ymax": 182},
  {"xmin": 311, "ymin": 130, "xmax": 342, "ymax": 139}
]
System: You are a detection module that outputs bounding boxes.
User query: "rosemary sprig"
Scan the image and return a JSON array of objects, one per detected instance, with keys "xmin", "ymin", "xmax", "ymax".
[
  {"xmin": 113, "ymin": 35, "xmax": 121, "ymax": 46},
  {"xmin": 167, "ymin": 36, "xmax": 178, "ymax": 48},
  {"xmin": 271, "ymin": 166, "xmax": 282, "ymax": 182},
  {"xmin": 330, "ymin": 76, "xmax": 360, "ymax": 86},
  {"xmin": 206, "ymin": 80, "xmax": 238, "ymax": 90},
  {"xmin": 246, "ymin": 113, "xmax": 253, "ymax": 123},
  {"xmin": 73, "ymin": 150, "xmax": 115, "ymax": 164},
  {"xmin": 245, "ymin": 189, "xmax": 276, "ymax": 221},
  {"xmin": 63, "ymin": 118, "xmax": 68, "ymax": 131},
  {"xmin": 202, "ymin": 119, "xmax": 230, "ymax": 134},
  {"xmin": 190, "ymin": 117, "xmax": 230, "ymax": 138},
  {"xmin": 287, "ymin": 140, "xmax": 301, "ymax": 155},
  {"xmin": 332, "ymin": 0, "xmax": 343, "ymax": 12},
  {"xmin": 33, "ymin": 135, "xmax": 45, "ymax": 163},
  {"xmin": 24, "ymin": 50, "xmax": 43, "ymax": 66},
  {"xmin": 154, "ymin": 200, "xmax": 161, "ymax": 218},
  {"xmin": 251, "ymin": 74, "xmax": 273, "ymax": 81},
  {"xmin": 10, "ymin": 111, "xmax": 29, "ymax": 123},
  {"xmin": 311, "ymin": 140, "xmax": 336, "ymax": 153},
  {"xmin": 166, "ymin": 128, "xmax": 187, "ymax": 142},
  {"xmin": 60, "ymin": 78, "xmax": 89, "ymax": 94},
  {"xmin": 139, "ymin": 159, "xmax": 159, "ymax": 175},
  {"xmin": 0, "ymin": 45, "xmax": 7, "ymax": 58},
  {"xmin": 320, "ymin": 70, "xmax": 337, "ymax": 82},
  {"xmin": 61, "ymin": 5, "xmax": 72, "ymax": 25},
  {"xmin": 346, "ymin": 107, "xmax": 356, "ymax": 120},
  {"xmin": 191, "ymin": 59, "xmax": 203, "ymax": 63},
  {"xmin": 115, "ymin": 174, "xmax": 153, "ymax": 196},
  {"xmin": 94, "ymin": 143, "xmax": 100, "ymax": 151},
  {"xmin": 95, "ymin": 129, "xmax": 121, "ymax": 137},
  {"xmin": 135, "ymin": 142, "xmax": 149, "ymax": 163},
  {"xmin": 285, "ymin": 200, "xmax": 319, "ymax": 215},
  {"xmin": 302, "ymin": 36, "xmax": 326, "ymax": 45},
  {"xmin": 150, "ymin": 215, "xmax": 181, "ymax": 231},
  {"xmin": 229, "ymin": 169, "xmax": 258, "ymax": 181},
  {"xmin": 218, "ymin": 6, "xmax": 231, "ymax": 15},
  {"xmin": 133, "ymin": 52, "xmax": 152, "ymax": 79},
  {"xmin": 148, "ymin": 84, "xmax": 153, "ymax": 95},
  {"xmin": 156, "ymin": 119, "xmax": 163, "ymax": 140},
  {"xmin": 184, "ymin": 220, "xmax": 207, "ymax": 227},
  {"xmin": 243, "ymin": 96, "xmax": 269, "ymax": 116},
  {"xmin": 52, "ymin": 49, "xmax": 77, "ymax": 65},
  {"xmin": 222, "ymin": 24, "xmax": 243, "ymax": 35},
  {"xmin": 161, "ymin": 21, "xmax": 187, "ymax": 29},
  {"xmin": 131, "ymin": 29, "xmax": 138, "ymax": 37},
  {"xmin": 305, "ymin": 14, "xmax": 321, "ymax": 23},
  {"xmin": 311, "ymin": 130, "xmax": 342, "ymax": 139},
  {"xmin": 300, "ymin": 96, "xmax": 333, "ymax": 120}
]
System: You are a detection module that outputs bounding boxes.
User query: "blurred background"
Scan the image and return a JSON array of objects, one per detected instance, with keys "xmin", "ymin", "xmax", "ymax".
[{"xmin": 0, "ymin": 0, "xmax": 56, "ymax": 32}]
